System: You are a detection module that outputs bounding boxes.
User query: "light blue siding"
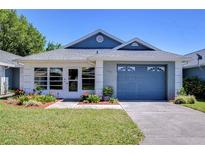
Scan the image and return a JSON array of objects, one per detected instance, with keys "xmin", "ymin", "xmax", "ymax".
[
  {"xmin": 118, "ymin": 42, "xmax": 154, "ymax": 51},
  {"xmin": 66, "ymin": 33, "xmax": 122, "ymax": 49},
  {"xmin": 103, "ymin": 61, "xmax": 175, "ymax": 100},
  {"xmin": 183, "ymin": 66, "xmax": 205, "ymax": 81}
]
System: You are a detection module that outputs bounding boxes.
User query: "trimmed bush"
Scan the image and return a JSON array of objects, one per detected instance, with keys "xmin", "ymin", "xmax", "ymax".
[
  {"xmin": 23, "ymin": 100, "xmax": 42, "ymax": 107},
  {"xmin": 86, "ymin": 94, "xmax": 101, "ymax": 103},
  {"xmin": 183, "ymin": 77, "xmax": 205, "ymax": 98},
  {"xmin": 109, "ymin": 98, "xmax": 119, "ymax": 104},
  {"xmin": 103, "ymin": 86, "xmax": 113, "ymax": 96},
  {"xmin": 174, "ymin": 95, "xmax": 196, "ymax": 104},
  {"xmin": 18, "ymin": 95, "xmax": 29, "ymax": 105},
  {"xmin": 33, "ymin": 95, "xmax": 56, "ymax": 103}
]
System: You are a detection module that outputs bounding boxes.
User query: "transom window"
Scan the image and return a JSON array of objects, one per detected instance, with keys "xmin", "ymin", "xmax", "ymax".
[
  {"xmin": 82, "ymin": 67, "xmax": 95, "ymax": 90},
  {"xmin": 50, "ymin": 68, "xmax": 63, "ymax": 90},
  {"xmin": 34, "ymin": 68, "xmax": 48, "ymax": 90},
  {"xmin": 147, "ymin": 66, "xmax": 165, "ymax": 72}
]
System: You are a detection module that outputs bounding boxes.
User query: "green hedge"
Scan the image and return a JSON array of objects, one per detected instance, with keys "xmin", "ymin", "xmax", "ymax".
[{"xmin": 183, "ymin": 77, "xmax": 205, "ymax": 99}]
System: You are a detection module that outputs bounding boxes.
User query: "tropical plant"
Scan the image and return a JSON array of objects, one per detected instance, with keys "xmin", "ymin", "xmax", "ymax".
[
  {"xmin": 86, "ymin": 94, "xmax": 101, "ymax": 103},
  {"xmin": 18, "ymin": 95, "xmax": 29, "ymax": 105},
  {"xmin": 103, "ymin": 86, "xmax": 113, "ymax": 96}
]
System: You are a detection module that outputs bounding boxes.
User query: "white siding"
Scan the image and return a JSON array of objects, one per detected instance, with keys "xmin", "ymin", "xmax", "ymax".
[
  {"xmin": 175, "ymin": 61, "xmax": 183, "ymax": 97},
  {"xmin": 95, "ymin": 60, "xmax": 103, "ymax": 95},
  {"xmin": 0, "ymin": 66, "xmax": 5, "ymax": 77},
  {"xmin": 21, "ymin": 61, "xmax": 94, "ymax": 98}
]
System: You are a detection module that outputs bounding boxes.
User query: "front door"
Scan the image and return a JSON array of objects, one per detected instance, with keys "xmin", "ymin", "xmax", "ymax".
[{"xmin": 64, "ymin": 68, "xmax": 79, "ymax": 98}]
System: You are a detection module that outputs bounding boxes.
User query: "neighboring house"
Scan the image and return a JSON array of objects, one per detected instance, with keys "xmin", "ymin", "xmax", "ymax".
[
  {"xmin": 183, "ymin": 49, "xmax": 205, "ymax": 81},
  {"xmin": 17, "ymin": 29, "xmax": 184, "ymax": 100},
  {"xmin": 0, "ymin": 50, "xmax": 22, "ymax": 90}
]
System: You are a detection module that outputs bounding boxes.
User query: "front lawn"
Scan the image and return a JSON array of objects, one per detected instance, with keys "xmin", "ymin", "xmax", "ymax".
[
  {"xmin": 0, "ymin": 102, "xmax": 143, "ymax": 145},
  {"xmin": 182, "ymin": 100, "xmax": 205, "ymax": 113}
]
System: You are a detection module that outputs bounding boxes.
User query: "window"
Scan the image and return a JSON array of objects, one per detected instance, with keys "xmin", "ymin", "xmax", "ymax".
[
  {"xmin": 34, "ymin": 68, "xmax": 48, "ymax": 90},
  {"xmin": 50, "ymin": 68, "xmax": 63, "ymax": 90},
  {"xmin": 69, "ymin": 69, "xmax": 78, "ymax": 91},
  {"xmin": 127, "ymin": 66, "xmax": 135, "ymax": 72},
  {"xmin": 147, "ymin": 66, "xmax": 165, "ymax": 72},
  {"xmin": 82, "ymin": 67, "xmax": 95, "ymax": 90},
  {"xmin": 117, "ymin": 66, "xmax": 126, "ymax": 72}
]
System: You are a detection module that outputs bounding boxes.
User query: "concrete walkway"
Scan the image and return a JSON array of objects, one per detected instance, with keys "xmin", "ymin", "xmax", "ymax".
[
  {"xmin": 119, "ymin": 101, "xmax": 205, "ymax": 145},
  {"xmin": 46, "ymin": 100, "xmax": 122, "ymax": 109}
]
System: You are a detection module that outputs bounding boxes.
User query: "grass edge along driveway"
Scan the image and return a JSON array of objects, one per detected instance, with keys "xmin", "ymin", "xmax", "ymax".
[
  {"xmin": 0, "ymin": 102, "xmax": 144, "ymax": 145},
  {"xmin": 182, "ymin": 100, "xmax": 205, "ymax": 113}
]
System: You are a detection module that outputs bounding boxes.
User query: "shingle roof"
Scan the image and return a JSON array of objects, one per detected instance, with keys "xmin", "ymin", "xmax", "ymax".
[
  {"xmin": 0, "ymin": 50, "xmax": 22, "ymax": 67},
  {"xmin": 18, "ymin": 49, "xmax": 184, "ymax": 62},
  {"xmin": 184, "ymin": 49, "xmax": 205, "ymax": 68}
]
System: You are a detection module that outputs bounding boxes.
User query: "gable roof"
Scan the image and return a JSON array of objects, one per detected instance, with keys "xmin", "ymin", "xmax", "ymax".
[
  {"xmin": 0, "ymin": 50, "xmax": 22, "ymax": 67},
  {"xmin": 184, "ymin": 48, "xmax": 205, "ymax": 68},
  {"xmin": 64, "ymin": 29, "xmax": 125, "ymax": 49},
  {"xmin": 114, "ymin": 37, "xmax": 161, "ymax": 51}
]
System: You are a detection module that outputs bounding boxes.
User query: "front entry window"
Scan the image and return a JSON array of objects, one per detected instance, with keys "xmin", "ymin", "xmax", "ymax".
[
  {"xmin": 50, "ymin": 68, "xmax": 63, "ymax": 90},
  {"xmin": 69, "ymin": 69, "xmax": 78, "ymax": 92},
  {"xmin": 82, "ymin": 67, "xmax": 95, "ymax": 90}
]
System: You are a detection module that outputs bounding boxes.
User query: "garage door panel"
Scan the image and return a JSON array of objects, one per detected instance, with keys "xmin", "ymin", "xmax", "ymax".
[{"xmin": 117, "ymin": 64, "xmax": 166, "ymax": 100}]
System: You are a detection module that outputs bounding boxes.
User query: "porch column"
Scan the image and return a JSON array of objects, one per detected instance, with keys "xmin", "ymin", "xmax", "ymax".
[
  {"xmin": 95, "ymin": 60, "xmax": 103, "ymax": 96},
  {"xmin": 175, "ymin": 60, "xmax": 183, "ymax": 97}
]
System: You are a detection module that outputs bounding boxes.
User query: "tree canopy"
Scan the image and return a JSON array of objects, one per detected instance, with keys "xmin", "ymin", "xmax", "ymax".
[
  {"xmin": 45, "ymin": 41, "xmax": 62, "ymax": 51},
  {"xmin": 0, "ymin": 10, "xmax": 46, "ymax": 56}
]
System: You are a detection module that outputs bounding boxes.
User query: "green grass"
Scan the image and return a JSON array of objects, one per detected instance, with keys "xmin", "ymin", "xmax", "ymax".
[
  {"xmin": 0, "ymin": 102, "xmax": 143, "ymax": 145},
  {"xmin": 182, "ymin": 100, "xmax": 205, "ymax": 113}
]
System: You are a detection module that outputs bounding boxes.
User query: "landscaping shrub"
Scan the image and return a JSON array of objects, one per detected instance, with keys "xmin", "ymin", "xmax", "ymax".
[
  {"xmin": 18, "ymin": 95, "xmax": 29, "ymax": 105},
  {"xmin": 109, "ymin": 98, "xmax": 119, "ymax": 104},
  {"xmin": 177, "ymin": 87, "xmax": 187, "ymax": 96},
  {"xmin": 80, "ymin": 92, "xmax": 89, "ymax": 101},
  {"xmin": 23, "ymin": 100, "xmax": 42, "ymax": 107},
  {"xmin": 86, "ymin": 94, "xmax": 101, "ymax": 103},
  {"xmin": 183, "ymin": 77, "xmax": 205, "ymax": 98},
  {"xmin": 34, "ymin": 95, "xmax": 56, "ymax": 103},
  {"xmin": 103, "ymin": 86, "xmax": 113, "ymax": 96},
  {"xmin": 15, "ymin": 89, "xmax": 25, "ymax": 96},
  {"xmin": 174, "ymin": 95, "xmax": 196, "ymax": 104}
]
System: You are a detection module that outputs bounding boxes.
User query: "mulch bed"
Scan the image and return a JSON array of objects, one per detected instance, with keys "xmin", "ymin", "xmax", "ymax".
[
  {"xmin": 0, "ymin": 100, "xmax": 58, "ymax": 109},
  {"xmin": 78, "ymin": 101, "xmax": 119, "ymax": 105}
]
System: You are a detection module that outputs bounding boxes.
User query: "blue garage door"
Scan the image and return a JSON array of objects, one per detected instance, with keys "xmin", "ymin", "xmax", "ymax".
[{"xmin": 117, "ymin": 64, "xmax": 166, "ymax": 100}]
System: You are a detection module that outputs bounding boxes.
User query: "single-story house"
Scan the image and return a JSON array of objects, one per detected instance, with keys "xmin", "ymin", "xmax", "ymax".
[
  {"xmin": 17, "ymin": 29, "xmax": 185, "ymax": 100},
  {"xmin": 0, "ymin": 49, "xmax": 22, "ymax": 91},
  {"xmin": 183, "ymin": 49, "xmax": 205, "ymax": 81}
]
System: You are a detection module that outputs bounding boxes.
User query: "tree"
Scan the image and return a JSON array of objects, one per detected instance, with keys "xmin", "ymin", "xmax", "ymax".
[
  {"xmin": 45, "ymin": 41, "xmax": 62, "ymax": 51},
  {"xmin": 0, "ymin": 10, "xmax": 46, "ymax": 56}
]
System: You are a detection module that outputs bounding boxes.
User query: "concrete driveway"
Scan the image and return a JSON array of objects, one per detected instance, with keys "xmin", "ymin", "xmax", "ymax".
[{"xmin": 119, "ymin": 101, "xmax": 205, "ymax": 145}]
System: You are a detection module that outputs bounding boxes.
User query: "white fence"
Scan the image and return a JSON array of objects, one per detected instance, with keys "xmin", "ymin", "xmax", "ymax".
[{"xmin": 0, "ymin": 77, "xmax": 8, "ymax": 95}]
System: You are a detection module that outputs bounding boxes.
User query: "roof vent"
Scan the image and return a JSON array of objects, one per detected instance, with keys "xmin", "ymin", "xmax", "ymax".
[
  {"xmin": 131, "ymin": 42, "xmax": 139, "ymax": 47},
  {"xmin": 96, "ymin": 35, "xmax": 104, "ymax": 43}
]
